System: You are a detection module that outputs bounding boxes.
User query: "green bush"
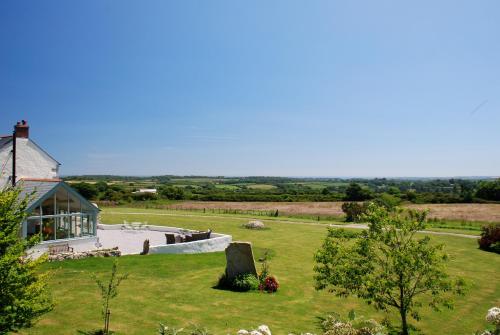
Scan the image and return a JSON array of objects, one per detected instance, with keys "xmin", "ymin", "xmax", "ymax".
[
  {"xmin": 232, "ymin": 274, "xmax": 260, "ymax": 292},
  {"xmin": 216, "ymin": 273, "xmax": 259, "ymax": 292},
  {"xmin": 478, "ymin": 224, "xmax": 500, "ymax": 253},
  {"xmin": 341, "ymin": 202, "xmax": 369, "ymax": 222}
]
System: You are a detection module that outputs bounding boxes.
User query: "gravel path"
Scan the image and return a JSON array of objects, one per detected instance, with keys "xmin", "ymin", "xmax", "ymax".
[{"xmin": 104, "ymin": 211, "xmax": 479, "ymax": 239}]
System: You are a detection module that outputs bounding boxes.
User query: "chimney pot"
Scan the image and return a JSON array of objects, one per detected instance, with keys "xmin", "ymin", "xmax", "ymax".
[{"xmin": 14, "ymin": 120, "xmax": 29, "ymax": 138}]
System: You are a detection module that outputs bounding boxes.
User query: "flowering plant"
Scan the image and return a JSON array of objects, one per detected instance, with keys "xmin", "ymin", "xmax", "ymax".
[
  {"xmin": 486, "ymin": 307, "xmax": 500, "ymax": 326},
  {"xmin": 476, "ymin": 307, "xmax": 500, "ymax": 335},
  {"xmin": 259, "ymin": 276, "xmax": 279, "ymax": 293}
]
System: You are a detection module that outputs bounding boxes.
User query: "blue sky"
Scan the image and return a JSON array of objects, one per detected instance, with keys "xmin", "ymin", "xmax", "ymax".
[{"xmin": 1, "ymin": 1, "xmax": 499, "ymax": 177}]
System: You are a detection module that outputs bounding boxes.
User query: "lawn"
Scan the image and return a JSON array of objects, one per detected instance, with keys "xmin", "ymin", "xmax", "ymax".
[{"xmin": 21, "ymin": 208, "xmax": 500, "ymax": 335}]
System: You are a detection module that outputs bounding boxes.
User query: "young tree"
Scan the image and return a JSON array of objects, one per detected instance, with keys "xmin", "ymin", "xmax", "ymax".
[
  {"xmin": 314, "ymin": 203, "xmax": 466, "ymax": 335},
  {"xmin": 0, "ymin": 187, "xmax": 53, "ymax": 334},
  {"xmin": 92, "ymin": 259, "xmax": 128, "ymax": 334}
]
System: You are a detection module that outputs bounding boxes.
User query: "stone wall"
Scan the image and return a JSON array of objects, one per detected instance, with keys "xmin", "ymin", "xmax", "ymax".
[{"xmin": 48, "ymin": 247, "xmax": 121, "ymax": 261}]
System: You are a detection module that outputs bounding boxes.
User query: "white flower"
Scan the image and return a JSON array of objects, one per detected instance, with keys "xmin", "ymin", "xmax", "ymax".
[
  {"xmin": 237, "ymin": 330, "xmax": 249, "ymax": 335},
  {"xmin": 250, "ymin": 331, "xmax": 263, "ymax": 335},
  {"xmin": 486, "ymin": 307, "xmax": 500, "ymax": 325},
  {"xmin": 257, "ymin": 325, "xmax": 271, "ymax": 335}
]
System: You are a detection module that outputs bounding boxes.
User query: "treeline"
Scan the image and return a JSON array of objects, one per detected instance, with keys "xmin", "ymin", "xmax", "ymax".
[{"xmin": 68, "ymin": 177, "xmax": 500, "ymax": 204}]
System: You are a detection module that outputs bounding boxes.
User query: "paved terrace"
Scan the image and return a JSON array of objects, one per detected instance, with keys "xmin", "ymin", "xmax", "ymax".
[{"xmin": 97, "ymin": 228, "xmax": 167, "ymax": 255}]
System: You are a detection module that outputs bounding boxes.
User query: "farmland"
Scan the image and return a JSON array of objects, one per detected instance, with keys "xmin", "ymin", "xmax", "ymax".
[
  {"xmin": 65, "ymin": 175, "xmax": 500, "ymax": 204},
  {"xmin": 165, "ymin": 201, "xmax": 500, "ymax": 223},
  {"xmin": 64, "ymin": 175, "xmax": 500, "ymax": 235}
]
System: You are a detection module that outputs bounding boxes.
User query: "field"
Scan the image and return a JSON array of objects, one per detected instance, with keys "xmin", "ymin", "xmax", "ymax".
[
  {"xmin": 21, "ymin": 207, "xmax": 500, "ymax": 335},
  {"xmin": 164, "ymin": 201, "xmax": 500, "ymax": 223}
]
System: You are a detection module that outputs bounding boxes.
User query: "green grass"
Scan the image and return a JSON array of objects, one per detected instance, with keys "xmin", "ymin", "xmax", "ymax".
[
  {"xmin": 214, "ymin": 184, "xmax": 240, "ymax": 190},
  {"xmin": 104, "ymin": 206, "xmax": 485, "ymax": 236},
  {"xmin": 21, "ymin": 208, "xmax": 500, "ymax": 335},
  {"xmin": 246, "ymin": 184, "xmax": 277, "ymax": 190}
]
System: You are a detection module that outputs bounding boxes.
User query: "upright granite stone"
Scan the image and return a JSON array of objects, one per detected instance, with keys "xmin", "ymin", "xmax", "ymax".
[{"xmin": 225, "ymin": 242, "xmax": 257, "ymax": 280}]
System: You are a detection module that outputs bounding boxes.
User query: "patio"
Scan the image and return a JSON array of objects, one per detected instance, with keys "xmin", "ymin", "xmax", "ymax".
[
  {"xmin": 96, "ymin": 224, "xmax": 232, "ymax": 255},
  {"xmin": 28, "ymin": 223, "xmax": 232, "ymax": 258}
]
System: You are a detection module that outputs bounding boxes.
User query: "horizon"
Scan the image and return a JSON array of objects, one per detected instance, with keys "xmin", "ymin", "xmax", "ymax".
[
  {"xmin": 1, "ymin": 1, "xmax": 499, "ymax": 177},
  {"xmin": 61, "ymin": 174, "xmax": 499, "ymax": 180}
]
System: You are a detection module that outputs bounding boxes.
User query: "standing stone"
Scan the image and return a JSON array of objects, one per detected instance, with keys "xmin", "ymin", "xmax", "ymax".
[{"xmin": 225, "ymin": 242, "xmax": 257, "ymax": 281}]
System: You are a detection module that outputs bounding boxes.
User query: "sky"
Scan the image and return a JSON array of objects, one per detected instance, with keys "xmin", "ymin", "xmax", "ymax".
[{"xmin": 1, "ymin": 1, "xmax": 499, "ymax": 177}]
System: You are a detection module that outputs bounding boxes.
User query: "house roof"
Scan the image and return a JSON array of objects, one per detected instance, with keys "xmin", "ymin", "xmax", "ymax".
[
  {"xmin": 18, "ymin": 179, "xmax": 60, "ymax": 209},
  {"xmin": 0, "ymin": 136, "xmax": 12, "ymax": 148},
  {"xmin": 0, "ymin": 136, "xmax": 61, "ymax": 165},
  {"xmin": 17, "ymin": 179, "xmax": 99, "ymax": 213}
]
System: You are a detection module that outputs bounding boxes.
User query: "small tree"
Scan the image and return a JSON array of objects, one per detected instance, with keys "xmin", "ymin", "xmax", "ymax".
[
  {"xmin": 0, "ymin": 187, "xmax": 53, "ymax": 334},
  {"xmin": 341, "ymin": 202, "xmax": 368, "ymax": 222},
  {"xmin": 478, "ymin": 224, "xmax": 500, "ymax": 253},
  {"xmin": 314, "ymin": 203, "xmax": 466, "ymax": 335},
  {"xmin": 92, "ymin": 259, "xmax": 128, "ymax": 334},
  {"xmin": 344, "ymin": 183, "xmax": 373, "ymax": 201}
]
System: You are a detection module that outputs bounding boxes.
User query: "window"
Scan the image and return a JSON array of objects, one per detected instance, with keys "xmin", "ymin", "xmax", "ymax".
[
  {"xmin": 25, "ymin": 185, "xmax": 97, "ymax": 241},
  {"xmin": 26, "ymin": 217, "xmax": 41, "ymax": 238},
  {"xmin": 42, "ymin": 217, "xmax": 55, "ymax": 241}
]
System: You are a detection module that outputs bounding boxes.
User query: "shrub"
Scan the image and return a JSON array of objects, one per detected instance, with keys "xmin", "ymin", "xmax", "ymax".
[
  {"xmin": 321, "ymin": 311, "xmax": 386, "ymax": 335},
  {"xmin": 344, "ymin": 183, "xmax": 373, "ymax": 201},
  {"xmin": 216, "ymin": 273, "xmax": 259, "ymax": 292},
  {"xmin": 476, "ymin": 179, "xmax": 500, "ymax": 201},
  {"xmin": 478, "ymin": 224, "xmax": 500, "ymax": 253},
  {"xmin": 232, "ymin": 274, "xmax": 260, "ymax": 292},
  {"xmin": 374, "ymin": 193, "xmax": 401, "ymax": 211},
  {"xmin": 0, "ymin": 188, "xmax": 53, "ymax": 333},
  {"xmin": 474, "ymin": 306, "xmax": 500, "ymax": 335},
  {"xmin": 341, "ymin": 202, "xmax": 368, "ymax": 222},
  {"xmin": 260, "ymin": 276, "xmax": 279, "ymax": 293},
  {"xmin": 157, "ymin": 324, "xmax": 210, "ymax": 335}
]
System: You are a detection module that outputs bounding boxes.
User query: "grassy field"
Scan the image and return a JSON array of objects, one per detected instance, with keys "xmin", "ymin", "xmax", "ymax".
[
  {"xmin": 21, "ymin": 208, "xmax": 500, "ymax": 335},
  {"xmin": 165, "ymin": 201, "xmax": 500, "ymax": 223},
  {"xmin": 122, "ymin": 201, "xmax": 500, "ymax": 235}
]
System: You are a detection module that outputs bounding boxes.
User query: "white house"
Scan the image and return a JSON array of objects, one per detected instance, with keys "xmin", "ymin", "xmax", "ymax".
[
  {"xmin": 1, "ymin": 120, "xmax": 99, "ymax": 247},
  {"xmin": 0, "ymin": 120, "xmax": 60, "ymax": 187},
  {"xmin": 133, "ymin": 188, "xmax": 157, "ymax": 194}
]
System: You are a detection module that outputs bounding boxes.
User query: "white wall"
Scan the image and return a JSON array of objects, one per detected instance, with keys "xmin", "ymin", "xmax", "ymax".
[
  {"xmin": 148, "ymin": 234, "xmax": 232, "ymax": 254},
  {"xmin": 0, "ymin": 138, "xmax": 59, "ymax": 188}
]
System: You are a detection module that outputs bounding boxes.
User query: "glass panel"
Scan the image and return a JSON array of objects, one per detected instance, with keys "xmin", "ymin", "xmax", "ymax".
[
  {"xmin": 69, "ymin": 194, "xmax": 80, "ymax": 213},
  {"xmin": 72, "ymin": 215, "xmax": 81, "ymax": 237},
  {"xmin": 55, "ymin": 188, "xmax": 69, "ymax": 215},
  {"xmin": 81, "ymin": 215, "xmax": 94, "ymax": 236},
  {"xmin": 81, "ymin": 201, "xmax": 94, "ymax": 213},
  {"xmin": 26, "ymin": 218, "xmax": 41, "ymax": 238},
  {"xmin": 42, "ymin": 217, "xmax": 55, "ymax": 241},
  {"xmin": 41, "ymin": 195, "xmax": 55, "ymax": 216},
  {"xmin": 55, "ymin": 216, "xmax": 70, "ymax": 239},
  {"xmin": 30, "ymin": 206, "xmax": 41, "ymax": 216}
]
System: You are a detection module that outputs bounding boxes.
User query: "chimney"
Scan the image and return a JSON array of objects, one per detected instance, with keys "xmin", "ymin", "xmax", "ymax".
[{"xmin": 14, "ymin": 120, "xmax": 29, "ymax": 138}]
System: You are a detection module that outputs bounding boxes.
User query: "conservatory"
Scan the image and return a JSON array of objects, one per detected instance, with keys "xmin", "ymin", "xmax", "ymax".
[{"xmin": 19, "ymin": 179, "xmax": 99, "ymax": 241}]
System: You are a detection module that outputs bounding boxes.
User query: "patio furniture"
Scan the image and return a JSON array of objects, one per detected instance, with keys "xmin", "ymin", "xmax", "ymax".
[
  {"xmin": 48, "ymin": 243, "xmax": 74, "ymax": 255},
  {"xmin": 121, "ymin": 220, "xmax": 133, "ymax": 230},
  {"xmin": 185, "ymin": 229, "xmax": 211, "ymax": 242},
  {"xmin": 165, "ymin": 233, "xmax": 176, "ymax": 245},
  {"xmin": 131, "ymin": 222, "xmax": 144, "ymax": 230}
]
